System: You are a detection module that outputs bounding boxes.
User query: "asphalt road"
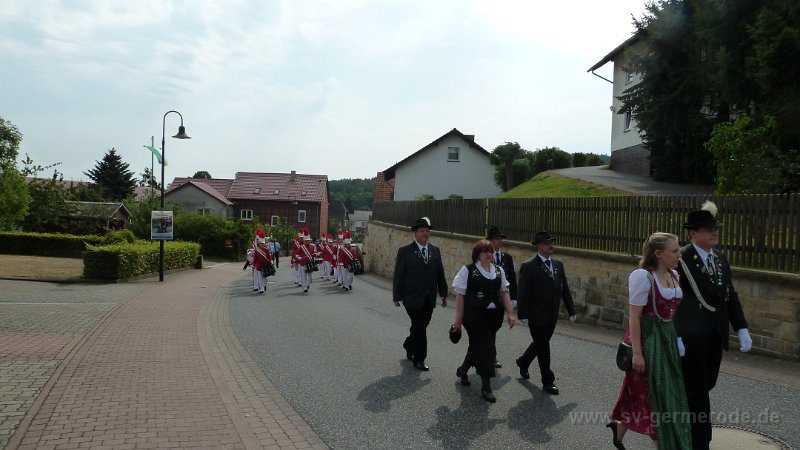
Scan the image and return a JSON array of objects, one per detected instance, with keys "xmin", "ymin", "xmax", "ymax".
[{"xmin": 230, "ymin": 266, "xmax": 798, "ymax": 449}]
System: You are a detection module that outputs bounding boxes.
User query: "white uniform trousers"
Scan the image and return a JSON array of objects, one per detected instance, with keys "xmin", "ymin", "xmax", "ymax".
[
  {"xmin": 256, "ymin": 269, "xmax": 267, "ymax": 293},
  {"xmin": 251, "ymin": 268, "xmax": 258, "ymax": 290},
  {"xmin": 342, "ymin": 268, "xmax": 354, "ymax": 289}
]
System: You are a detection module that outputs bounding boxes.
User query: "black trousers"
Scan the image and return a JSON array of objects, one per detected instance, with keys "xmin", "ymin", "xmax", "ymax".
[
  {"xmin": 459, "ymin": 307, "xmax": 499, "ymax": 377},
  {"xmin": 403, "ymin": 302, "xmax": 434, "ymax": 363},
  {"xmin": 517, "ymin": 322, "xmax": 557, "ymax": 385},
  {"xmin": 273, "ymin": 253, "xmax": 280, "ymax": 267},
  {"xmin": 681, "ymin": 329, "xmax": 723, "ymax": 450}
]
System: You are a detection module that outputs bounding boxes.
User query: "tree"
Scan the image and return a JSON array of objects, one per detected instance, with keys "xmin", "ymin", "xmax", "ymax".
[
  {"xmin": 489, "ymin": 142, "xmax": 529, "ymax": 191},
  {"xmin": 83, "ymin": 148, "xmax": 137, "ymax": 201},
  {"xmin": 447, "ymin": 194, "xmax": 464, "ymax": 199},
  {"xmin": 0, "ymin": 117, "xmax": 30, "ymax": 230},
  {"xmin": 329, "ymin": 178, "xmax": 376, "ymax": 211},
  {"xmin": 585, "ymin": 153, "xmax": 606, "ymax": 166},
  {"xmin": 531, "ymin": 147, "xmax": 572, "ymax": 175},
  {"xmin": 192, "ymin": 170, "xmax": 212, "ymax": 179},
  {"xmin": 19, "ymin": 156, "xmax": 69, "ymax": 232},
  {"xmin": 572, "ymin": 152, "xmax": 588, "ymax": 167},
  {"xmin": 139, "ymin": 167, "xmax": 160, "ymax": 189},
  {"xmin": 416, "ymin": 194, "xmax": 435, "ymax": 200}
]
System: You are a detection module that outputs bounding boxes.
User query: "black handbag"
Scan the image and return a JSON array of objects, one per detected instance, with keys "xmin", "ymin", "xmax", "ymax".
[{"xmin": 616, "ymin": 341, "xmax": 633, "ymax": 371}]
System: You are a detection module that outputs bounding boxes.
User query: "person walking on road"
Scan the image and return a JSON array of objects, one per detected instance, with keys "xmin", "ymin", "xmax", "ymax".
[
  {"xmin": 393, "ymin": 217, "xmax": 448, "ymax": 372},
  {"xmin": 607, "ymin": 232, "xmax": 692, "ymax": 450},
  {"xmin": 487, "ymin": 226, "xmax": 517, "ymax": 368},
  {"xmin": 269, "ymin": 238, "xmax": 281, "ymax": 268},
  {"xmin": 451, "ymin": 239, "xmax": 516, "ymax": 402},
  {"xmin": 252, "ymin": 230, "xmax": 274, "ymax": 295},
  {"xmin": 515, "ymin": 230, "xmax": 576, "ymax": 395},
  {"xmin": 674, "ymin": 201, "xmax": 751, "ymax": 450}
]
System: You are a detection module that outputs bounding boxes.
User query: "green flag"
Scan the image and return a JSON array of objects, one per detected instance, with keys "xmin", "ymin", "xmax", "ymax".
[{"xmin": 144, "ymin": 145, "xmax": 163, "ymax": 165}]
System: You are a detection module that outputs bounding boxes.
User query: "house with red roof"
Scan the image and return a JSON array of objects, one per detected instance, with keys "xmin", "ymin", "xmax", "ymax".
[{"xmin": 165, "ymin": 171, "xmax": 329, "ymax": 237}]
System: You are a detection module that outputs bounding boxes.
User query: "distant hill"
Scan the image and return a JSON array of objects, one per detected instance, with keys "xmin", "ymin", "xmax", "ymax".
[{"xmin": 329, "ymin": 178, "xmax": 376, "ymax": 211}]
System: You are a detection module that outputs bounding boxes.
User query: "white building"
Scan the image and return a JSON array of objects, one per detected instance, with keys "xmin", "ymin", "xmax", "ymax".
[
  {"xmin": 376, "ymin": 128, "xmax": 502, "ymax": 201},
  {"xmin": 588, "ymin": 33, "xmax": 650, "ymax": 176}
]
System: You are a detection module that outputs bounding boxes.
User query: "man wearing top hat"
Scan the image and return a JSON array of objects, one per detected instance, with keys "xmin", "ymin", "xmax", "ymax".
[
  {"xmin": 515, "ymin": 230, "xmax": 576, "ymax": 395},
  {"xmin": 487, "ymin": 226, "xmax": 518, "ymax": 368},
  {"xmin": 393, "ymin": 217, "xmax": 448, "ymax": 371},
  {"xmin": 674, "ymin": 201, "xmax": 751, "ymax": 450}
]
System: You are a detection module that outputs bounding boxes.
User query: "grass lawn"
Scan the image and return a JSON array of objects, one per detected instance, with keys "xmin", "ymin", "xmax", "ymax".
[
  {"xmin": 0, "ymin": 255, "xmax": 84, "ymax": 281},
  {"xmin": 498, "ymin": 171, "xmax": 630, "ymax": 198}
]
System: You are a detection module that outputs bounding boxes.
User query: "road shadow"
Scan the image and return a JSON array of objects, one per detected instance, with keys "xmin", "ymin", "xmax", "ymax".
[
  {"xmin": 506, "ymin": 379, "xmax": 577, "ymax": 446},
  {"xmin": 357, "ymin": 360, "xmax": 432, "ymax": 413},
  {"xmin": 425, "ymin": 377, "xmax": 507, "ymax": 449}
]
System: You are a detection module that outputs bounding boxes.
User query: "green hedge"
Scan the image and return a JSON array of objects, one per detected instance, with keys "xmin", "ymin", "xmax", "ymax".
[
  {"xmin": 0, "ymin": 231, "xmax": 103, "ymax": 258},
  {"xmin": 83, "ymin": 241, "xmax": 201, "ymax": 280}
]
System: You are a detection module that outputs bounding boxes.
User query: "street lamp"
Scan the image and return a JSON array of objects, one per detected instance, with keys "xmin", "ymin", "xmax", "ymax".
[{"xmin": 159, "ymin": 110, "xmax": 190, "ymax": 282}]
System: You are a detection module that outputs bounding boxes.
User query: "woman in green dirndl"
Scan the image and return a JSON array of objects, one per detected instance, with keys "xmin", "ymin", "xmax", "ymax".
[{"xmin": 608, "ymin": 232, "xmax": 692, "ymax": 449}]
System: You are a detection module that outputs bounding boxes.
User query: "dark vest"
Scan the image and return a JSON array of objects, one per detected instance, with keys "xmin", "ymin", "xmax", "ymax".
[{"xmin": 464, "ymin": 263, "xmax": 501, "ymax": 309}]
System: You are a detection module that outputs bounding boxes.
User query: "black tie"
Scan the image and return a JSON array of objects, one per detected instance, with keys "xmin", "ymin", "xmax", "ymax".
[
  {"xmin": 421, "ymin": 247, "xmax": 427, "ymax": 263},
  {"xmin": 545, "ymin": 259, "xmax": 553, "ymax": 275},
  {"xmin": 495, "ymin": 252, "xmax": 501, "ymax": 264}
]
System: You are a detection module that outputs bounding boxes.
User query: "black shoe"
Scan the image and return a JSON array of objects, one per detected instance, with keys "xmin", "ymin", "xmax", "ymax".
[
  {"xmin": 481, "ymin": 390, "xmax": 496, "ymax": 403},
  {"xmin": 606, "ymin": 421, "xmax": 626, "ymax": 450},
  {"xmin": 413, "ymin": 361, "xmax": 429, "ymax": 371},
  {"xmin": 493, "ymin": 360, "xmax": 502, "ymax": 368},
  {"xmin": 253, "ymin": 288, "xmax": 259, "ymax": 291},
  {"xmin": 543, "ymin": 384, "xmax": 559, "ymax": 395},
  {"xmin": 515, "ymin": 358, "xmax": 529, "ymax": 380},
  {"xmin": 303, "ymin": 289, "xmax": 308, "ymax": 294},
  {"xmin": 456, "ymin": 367, "xmax": 470, "ymax": 386}
]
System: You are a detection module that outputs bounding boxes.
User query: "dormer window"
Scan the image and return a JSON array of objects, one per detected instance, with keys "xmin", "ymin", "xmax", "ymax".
[
  {"xmin": 254, "ymin": 187, "xmax": 261, "ymax": 194},
  {"xmin": 273, "ymin": 189, "xmax": 280, "ymax": 195},
  {"xmin": 300, "ymin": 191, "xmax": 307, "ymax": 196}
]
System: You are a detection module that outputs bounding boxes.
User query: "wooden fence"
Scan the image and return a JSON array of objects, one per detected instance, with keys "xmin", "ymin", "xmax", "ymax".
[{"xmin": 372, "ymin": 194, "xmax": 799, "ymax": 273}]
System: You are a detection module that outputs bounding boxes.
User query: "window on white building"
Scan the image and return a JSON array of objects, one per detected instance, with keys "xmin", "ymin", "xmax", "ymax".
[
  {"xmin": 241, "ymin": 209, "xmax": 253, "ymax": 220},
  {"xmin": 624, "ymin": 111, "xmax": 633, "ymax": 131},
  {"xmin": 447, "ymin": 147, "xmax": 460, "ymax": 161},
  {"xmin": 271, "ymin": 215, "xmax": 280, "ymax": 225},
  {"xmin": 625, "ymin": 70, "xmax": 634, "ymax": 85},
  {"xmin": 196, "ymin": 208, "xmax": 212, "ymax": 216},
  {"xmin": 298, "ymin": 210, "xmax": 307, "ymax": 223}
]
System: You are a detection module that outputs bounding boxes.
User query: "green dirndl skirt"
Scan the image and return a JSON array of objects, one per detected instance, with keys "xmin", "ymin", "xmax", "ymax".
[{"xmin": 641, "ymin": 316, "xmax": 693, "ymax": 449}]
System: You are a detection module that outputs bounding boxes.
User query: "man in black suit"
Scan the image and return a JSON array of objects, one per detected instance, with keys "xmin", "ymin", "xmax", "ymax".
[
  {"xmin": 393, "ymin": 217, "xmax": 448, "ymax": 371},
  {"xmin": 487, "ymin": 226, "xmax": 517, "ymax": 368},
  {"xmin": 515, "ymin": 231, "xmax": 576, "ymax": 395},
  {"xmin": 674, "ymin": 201, "xmax": 751, "ymax": 450}
]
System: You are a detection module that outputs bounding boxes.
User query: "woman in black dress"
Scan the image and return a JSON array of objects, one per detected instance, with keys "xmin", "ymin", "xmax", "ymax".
[{"xmin": 451, "ymin": 240, "xmax": 517, "ymax": 402}]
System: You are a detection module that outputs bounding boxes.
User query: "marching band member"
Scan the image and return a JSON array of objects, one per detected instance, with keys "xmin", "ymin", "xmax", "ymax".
[
  {"xmin": 338, "ymin": 232, "xmax": 359, "ymax": 291},
  {"xmin": 252, "ymin": 229, "xmax": 273, "ymax": 295},
  {"xmin": 335, "ymin": 230, "xmax": 345, "ymax": 286},
  {"xmin": 291, "ymin": 230, "xmax": 304, "ymax": 286},
  {"xmin": 295, "ymin": 228, "xmax": 316, "ymax": 293}
]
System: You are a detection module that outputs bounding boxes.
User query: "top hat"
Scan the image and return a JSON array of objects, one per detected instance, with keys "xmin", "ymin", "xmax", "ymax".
[
  {"xmin": 486, "ymin": 226, "xmax": 506, "ymax": 239},
  {"xmin": 532, "ymin": 230, "xmax": 556, "ymax": 245},
  {"xmin": 411, "ymin": 217, "xmax": 433, "ymax": 231},
  {"xmin": 683, "ymin": 201, "xmax": 724, "ymax": 229}
]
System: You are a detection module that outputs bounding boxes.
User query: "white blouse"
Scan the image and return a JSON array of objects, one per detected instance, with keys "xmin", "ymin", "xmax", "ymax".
[
  {"xmin": 628, "ymin": 268, "xmax": 683, "ymax": 306},
  {"xmin": 452, "ymin": 263, "xmax": 510, "ymax": 309}
]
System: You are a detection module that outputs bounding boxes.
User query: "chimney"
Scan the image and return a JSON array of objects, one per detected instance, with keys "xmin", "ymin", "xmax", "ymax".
[{"xmin": 290, "ymin": 170, "xmax": 296, "ymax": 182}]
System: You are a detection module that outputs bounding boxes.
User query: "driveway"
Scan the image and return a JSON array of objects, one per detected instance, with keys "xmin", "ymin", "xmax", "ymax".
[{"xmin": 552, "ymin": 166, "xmax": 715, "ymax": 196}]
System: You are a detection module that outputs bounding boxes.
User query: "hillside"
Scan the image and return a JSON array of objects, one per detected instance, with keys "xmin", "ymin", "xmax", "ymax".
[
  {"xmin": 329, "ymin": 178, "xmax": 376, "ymax": 211},
  {"xmin": 498, "ymin": 171, "xmax": 627, "ymax": 198}
]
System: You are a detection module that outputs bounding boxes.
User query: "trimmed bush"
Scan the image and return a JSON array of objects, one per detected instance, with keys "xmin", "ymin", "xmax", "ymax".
[
  {"xmin": 83, "ymin": 241, "xmax": 200, "ymax": 280},
  {"xmin": 0, "ymin": 231, "xmax": 103, "ymax": 258}
]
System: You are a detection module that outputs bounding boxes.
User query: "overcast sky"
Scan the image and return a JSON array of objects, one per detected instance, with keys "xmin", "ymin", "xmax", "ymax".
[{"xmin": 1, "ymin": 0, "xmax": 646, "ymax": 183}]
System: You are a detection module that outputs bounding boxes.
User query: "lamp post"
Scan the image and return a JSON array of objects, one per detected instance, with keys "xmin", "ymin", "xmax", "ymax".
[{"xmin": 159, "ymin": 110, "xmax": 191, "ymax": 282}]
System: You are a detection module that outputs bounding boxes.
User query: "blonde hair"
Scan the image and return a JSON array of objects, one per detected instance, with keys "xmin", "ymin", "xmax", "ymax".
[{"xmin": 639, "ymin": 232, "xmax": 679, "ymax": 271}]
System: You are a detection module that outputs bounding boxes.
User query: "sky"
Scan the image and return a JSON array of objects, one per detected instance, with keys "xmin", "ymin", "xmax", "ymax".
[{"xmin": 1, "ymin": 0, "xmax": 648, "ymax": 184}]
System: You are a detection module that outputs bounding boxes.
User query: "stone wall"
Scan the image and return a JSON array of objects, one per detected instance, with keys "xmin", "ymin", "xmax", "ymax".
[
  {"xmin": 610, "ymin": 144, "xmax": 650, "ymax": 176},
  {"xmin": 365, "ymin": 220, "xmax": 800, "ymax": 360}
]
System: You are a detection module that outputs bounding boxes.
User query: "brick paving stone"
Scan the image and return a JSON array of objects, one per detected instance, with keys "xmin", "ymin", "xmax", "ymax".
[{"xmin": 4, "ymin": 264, "xmax": 327, "ymax": 449}]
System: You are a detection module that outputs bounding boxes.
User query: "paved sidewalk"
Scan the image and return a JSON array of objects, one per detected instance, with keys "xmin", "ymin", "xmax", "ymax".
[{"xmin": 4, "ymin": 263, "xmax": 326, "ymax": 449}]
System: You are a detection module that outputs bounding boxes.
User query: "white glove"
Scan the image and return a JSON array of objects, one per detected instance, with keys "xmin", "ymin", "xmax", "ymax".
[
  {"xmin": 569, "ymin": 315, "xmax": 576, "ymax": 322},
  {"xmin": 737, "ymin": 328, "xmax": 752, "ymax": 352},
  {"xmin": 519, "ymin": 318, "xmax": 529, "ymax": 326},
  {"xmin": 677, "ymin": 337, "xmax": 685, "ymax": 357},
  {"xmin": 511, "ymin": 299, "xmax": 518, "ymax": 309}
]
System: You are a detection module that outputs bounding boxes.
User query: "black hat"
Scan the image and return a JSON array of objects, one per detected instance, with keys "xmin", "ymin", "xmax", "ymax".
[
  {"xmin": 449, "ymin": 324, "xmax": 462, "ymax": 344},
  {"xmin": 683, "ymin": 201, "xmax": 724, "ymax": 229},
  {"xmin": 411, "ymin": 217, "xmax": 432, "ymax": 231},
  {"xmin": 532, "ymin": 230, "xmax": 556, "ymax": 245},
  {"xmin": 486, "ymin": 226, "xmax": 506, "ymax": 239}
]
